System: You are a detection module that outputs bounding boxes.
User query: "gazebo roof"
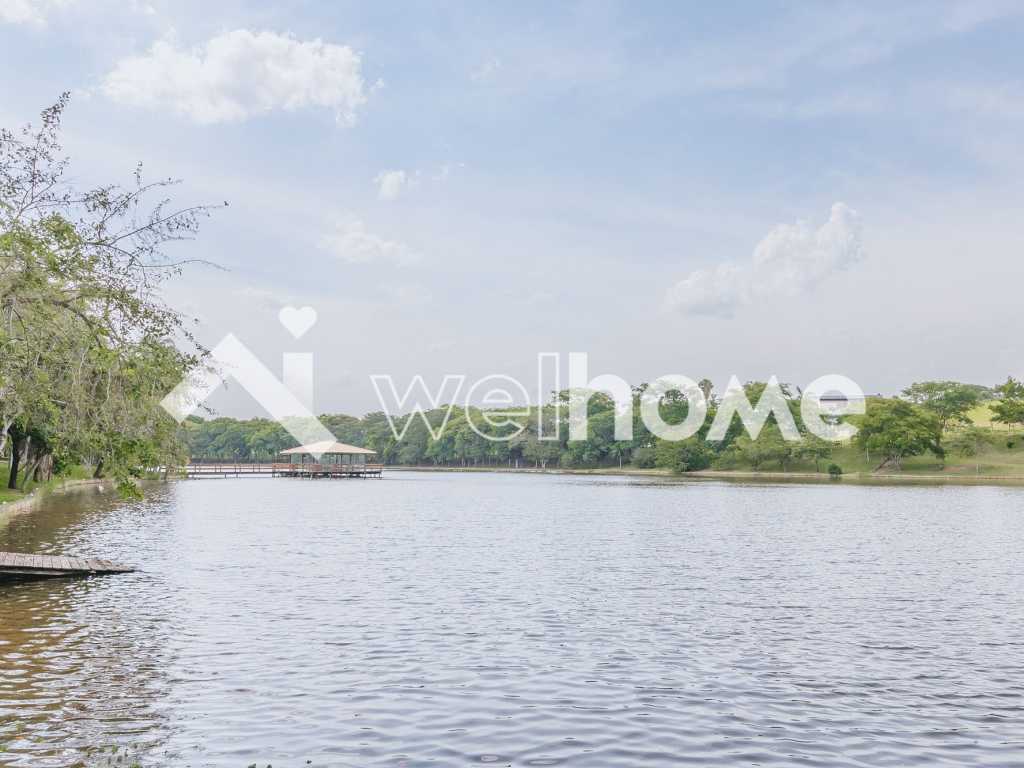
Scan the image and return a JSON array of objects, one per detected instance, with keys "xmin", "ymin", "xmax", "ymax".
[{"xmin": 279, "ymin": 440, "xmax": 377, "ymax": 456}]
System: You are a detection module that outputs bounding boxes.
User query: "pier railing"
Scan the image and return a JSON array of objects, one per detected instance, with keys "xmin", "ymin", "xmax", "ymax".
[
  {"xmin": 179, "ymin": 462, "xmax": 384, "ymax": 478},
  {"xmin": 182, "ymin": 463, "xmax": 276, "ymax": 476},
  {"xmin": 272, "ymin": 463, "xmax": 385, "ymax": 476}
]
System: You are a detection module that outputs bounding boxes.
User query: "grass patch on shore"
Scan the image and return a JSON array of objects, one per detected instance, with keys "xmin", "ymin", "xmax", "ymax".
[
  {"xmin": 711, "ymin": 424, "xmax": 1024, "ymax": 478},
  {"xmin": 965, "ymin": 400, "xmax": 1006, "ymax": 429},
  {"xmin": 0, "ymin": 465, "xmax": 92, "ymax": 504}
]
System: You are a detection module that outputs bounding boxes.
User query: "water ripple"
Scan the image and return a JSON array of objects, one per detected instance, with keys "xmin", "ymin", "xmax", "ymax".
[{"xmin": 1, "ymin": 473, "xmax": 1023, "ymax": 766}]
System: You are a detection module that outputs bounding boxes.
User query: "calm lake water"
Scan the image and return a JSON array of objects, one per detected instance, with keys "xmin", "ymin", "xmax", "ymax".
[{"xmin": 1, "ymin": 472, "xmax": 1023, "ymax": 767}]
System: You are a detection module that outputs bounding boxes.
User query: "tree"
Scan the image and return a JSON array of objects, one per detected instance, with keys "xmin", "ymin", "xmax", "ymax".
[
  {"xmin": 522, "ymin": 435, "xmax": 561, "ymax": 468},
  {"xmin": 606, "ymin": 440, "xmax": 631, "ymax": 468},
  {"xmin": 654, "ymin": 437, "xmax": 713, "ymax": 472},
  {"xmin": 727, "ymin": 425, "xmax": 794, "ymax": 471},
  {"xmin": 698, "ymin": 378, "xmax": 714, "ymax": 403},
  {"xmin": 991, "ymin": 377, "xmax": 1024, "ymax": 431},
  {"xmin": 856, "ymin": 398, "xmax": 943, "ymax": 470},
  {"xmin": 901, "ymin": 381, "xmax": 981, "ymax": 438},
  {"xmin": 2, "ymin": 96, "xmax": 213, "ymax": 494},
  {"xmin": 796, "ymin": 434, "xmax": 833, "ymax": 472}
]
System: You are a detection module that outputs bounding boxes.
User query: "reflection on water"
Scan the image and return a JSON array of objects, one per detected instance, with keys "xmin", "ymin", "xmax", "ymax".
[
  {"xmin": 0, "ymin": 490, "xmax": 176, "ymax": 766},
  {"xmin": 1, "ymin": 473, "xmax": 1023, "ymax": 767}
]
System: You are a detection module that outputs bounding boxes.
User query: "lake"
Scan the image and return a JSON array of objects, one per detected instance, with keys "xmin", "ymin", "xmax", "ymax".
[{"xmin": 1, "ymin": 472, "xmax": 1023, "ymax": 767}]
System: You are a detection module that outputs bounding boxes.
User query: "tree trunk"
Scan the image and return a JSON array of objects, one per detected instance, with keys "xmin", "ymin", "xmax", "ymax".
[
  {"xmin": 33, "ymin": 453, "xmax": 53, "ymax": 482},
  {"xmin": 0, "ymin": 419, "xmax": 12, "ymax": 458},
  {"xmin": 20, "ymin": 454, "xmax": 44, "ymax": 490},
  {"xmin": 93, "ymin": 459, "xmax": 105, "ymax": 479},
  {"xmin": 8, "ymin": 439, "xmax": 21, "ymax": 489}
]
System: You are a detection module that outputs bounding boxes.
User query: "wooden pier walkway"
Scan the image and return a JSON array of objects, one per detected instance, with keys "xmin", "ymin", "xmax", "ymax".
[
  {"xmin": 0, "ymin": 551, "xmax": 134, "ymax": 578},
  {"xmin": 181, "ymin": 462, "xmax": 276, "ymax": 478},
  {"xmin": 181, "ymin": 462, "xmax": 385, "ymax": 479}
]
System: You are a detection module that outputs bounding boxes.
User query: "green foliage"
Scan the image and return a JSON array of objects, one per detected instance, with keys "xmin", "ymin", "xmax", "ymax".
[
  {"xmin": 856, "ymin": 398, "xmax": 943, "ymax": 470},
  {"xmin": 827, "ymin": 463, "xmax": 843, "ymax": 478},
  {"xmin": 727, "ymin": 425, "xmax": 796, "ymax": 471},
  {"xmin": 180, "ymin": 378, "xmax": 1022, "ymax": 480},
  {"xmin": 901, "ymin": 381, "xmax": 982, "ymax": 438},
  {"xmin": 797, "ymin": 434, "xmax": 834, "ymax": 471},
  {"xmin": 654, "ymin": 437, "xmax": 713, "ymax": 472},
  {"xmin": 946, "ymin": 426, "xmax": 992, "ymax": 457},
  {"xmin": 991, "ymin": 377, "xmax": 1024, "ymax": 430},
  {"xmin": 1, "ymin": 97, "xmax": 211, "ymax": 494},
  {"xmin": 631, "ymin": 445, "xmax": 657, "ymax": 468}
]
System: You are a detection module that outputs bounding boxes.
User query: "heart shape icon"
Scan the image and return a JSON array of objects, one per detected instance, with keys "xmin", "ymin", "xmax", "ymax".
[{"xmin": 278, "ymin": 306, "xmax": 318, "ymax": 339}]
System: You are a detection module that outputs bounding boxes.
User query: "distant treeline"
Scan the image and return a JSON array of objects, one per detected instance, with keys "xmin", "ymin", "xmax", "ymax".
[{"xmin": 182, "ymin": 379, "xmax": 1024, "ymax": 474}]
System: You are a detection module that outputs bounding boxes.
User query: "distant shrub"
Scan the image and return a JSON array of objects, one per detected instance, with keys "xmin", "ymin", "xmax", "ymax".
[
  {"xmin": 631, "ymin": 446, "xmax": 657, "ymax": 468},
  {"xmin": 1008, "ymin": 439, "xmax": 1016, "ymax": 449},
  {"xmin": 948, "ymin": 426, "xmax": 990, "ymax": 457},
  {"xmin": 654, "ymin": 437, "xmax": 714, "ymax": 473},
  {"xmin": 827, "ymin": 463, "xmax": 843, "ymax": 479}
]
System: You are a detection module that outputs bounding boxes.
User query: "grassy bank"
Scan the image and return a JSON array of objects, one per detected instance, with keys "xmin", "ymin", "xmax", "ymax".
[
  {"xmin": 394, "ymin": 407, "xmax": 1024, "ymax": 485},
  {"xmin": 393, "ymin": 462, "xmax": 1024, "ymax": 485},
  {"xmin": 818, "ymin": 437, "xmax": 1024, "ymax": 478},
  {"xmin": 823, "ymin": 403, "xmax": 1024, "ymax": 478},
  {"xmin": 0, "ymin": 465, "xmax": 93, "ymax": 504}
]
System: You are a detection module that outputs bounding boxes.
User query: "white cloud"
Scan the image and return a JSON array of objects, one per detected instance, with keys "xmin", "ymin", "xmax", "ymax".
[
  {"xmin": 374, "ymin": 169, "xmax": 415, "ymax": 201},
  {"xmin": 101, "ymin": 29, "xmax": 368, "ymax": 125},
  {"xmin": 319, "ymin": 216, "xmax": 421, "ymax": 264},
  {"xmin": 0, "ymin": 0, "xmax": 70, "ymax": 25},
  {"xmin": 667, "ymin": 202, "xmax": 863, "ymax": 316},
  {"xmin": 471, "ymin": 56, "xmax": 502, "ymax": 82},
  {"xmin": 374, "ymin": 166, "xmax": 460, "ymax": 199}
]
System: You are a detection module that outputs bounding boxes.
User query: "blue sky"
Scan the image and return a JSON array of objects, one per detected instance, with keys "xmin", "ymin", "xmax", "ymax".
[{"xmin": 2, "ymin": 0, "xmax": 1023, "ymax": 415}]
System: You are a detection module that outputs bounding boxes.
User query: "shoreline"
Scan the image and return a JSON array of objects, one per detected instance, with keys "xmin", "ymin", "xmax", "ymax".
[
  {"xmin": 388, "ymin": 464, "xmax": 1024, "ymax": 487},
  {"xmin": 0, "ymin": 479, "xmax": 110, "ymax": 530}
]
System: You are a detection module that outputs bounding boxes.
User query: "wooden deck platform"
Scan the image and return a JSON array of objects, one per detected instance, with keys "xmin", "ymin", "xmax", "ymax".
[
  {"xmin": 182, "ymin": 462, "xmax": 276, "ymax": 478},
  {"xmin": 272, "ymin": 462, "xmax": 385, "ymax": 478},
  {"xmin": 181, "ymin": 463, "xmax": 385, "ymax": 479},
  {"xmin": 0, "ymin": 551, "xmax": 134, "ymax": 578}
]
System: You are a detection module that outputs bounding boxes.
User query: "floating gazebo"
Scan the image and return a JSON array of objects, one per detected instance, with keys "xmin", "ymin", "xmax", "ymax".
[{"xmin": 274, "ymin": 440, "xmax": 383, "ymax": 478}]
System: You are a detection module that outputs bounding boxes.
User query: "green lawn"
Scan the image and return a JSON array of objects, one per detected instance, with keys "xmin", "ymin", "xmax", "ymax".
[
  {"xmin": 830, "ymin": 436, "xmax": 1024, "ymax": 477},
  {"xmin": 709, "ymin": 420, "xmax": 1024, "ymax": 478},
  {"xmin": 966, "ymin": 401, "xmax": 999, "ymax": 428},
  {"xmin": 691, "ymin": 399, "xmax": 1024, "ymax": 478},
  {"xmin": 0, "ymin": 464, "xmax": 93, "ymax": 504}
]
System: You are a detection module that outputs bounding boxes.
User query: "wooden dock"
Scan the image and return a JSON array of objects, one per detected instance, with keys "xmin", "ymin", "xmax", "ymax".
[
  {"xmin": 0, "ymin": 551, "xmax": 134, "ymax": 578},
  {"xmin": 272, "ymin": 462, "xmax": 385, "ymax": 479},
  {"xmin": 182, "ymin": 462, "xmax": 276, "ymax": 478},
  {"xmin": 181, "ymin": 462, "xmax": 385, "ymax": 479}
]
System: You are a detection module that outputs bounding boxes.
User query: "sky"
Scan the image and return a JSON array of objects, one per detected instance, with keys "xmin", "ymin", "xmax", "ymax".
[{"xmin": 2, "ymin": 0, "xmax": 1023, "ymax": 417}]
